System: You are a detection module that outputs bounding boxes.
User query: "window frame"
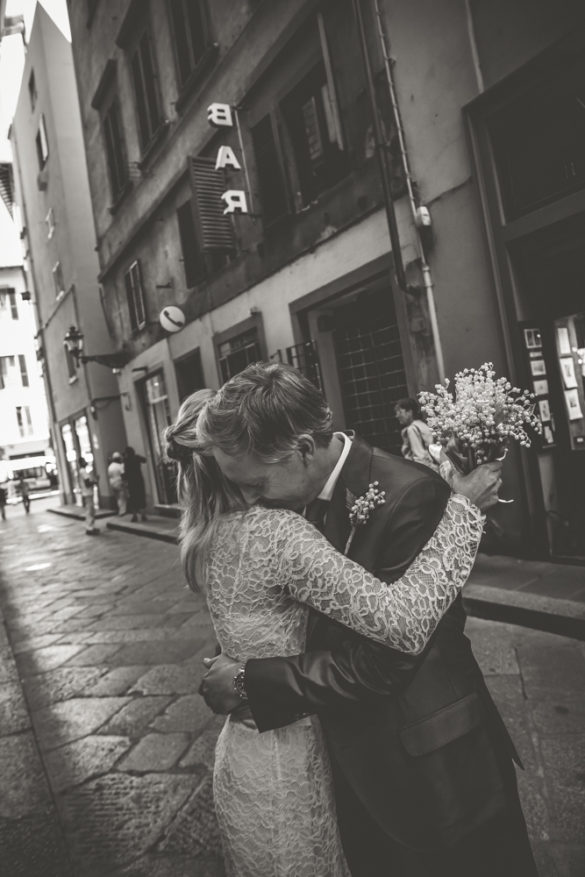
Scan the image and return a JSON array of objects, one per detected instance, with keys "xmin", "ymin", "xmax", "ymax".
[
  {"xmin": 0, "ymin": 288, "xmax": 18, "ymax": 319},
  {"xmin": 167, "ymin": 0, "xmax": 217, "ymax": 110},
  {"xmin": 18, "ymin": 354, "xmax": 29, "ymax": 388},
  {"xmin": 45, "ymin": 207, "xmax": 55, "ymax": 239},
  {"xmin": 52, "ymin": 261, "xmax": 65, "ymax": 297},
  {"xmin": 124, "ymin": 260, "xmax": 147, "ymax": 333},
  {"xmin": 129, "ymin": 25, "xmax": 164, "ymax": 153},
  {"xmin": 16, "ymin": 405, "xmax": 33, "ymax": 437},
  {"xmin": 213, "ymin": 313, "xmax": 267, "ymax": 384},
  {"xmin": 35, "ymin": 114, "xmax": 49, "ymax": 169},
  {"xmin": 28, "ymin": 71, "xmax": 37, "ymax": 110},
  {"xmin": 92, "ymin": 61, "xmax": 130, "ymax": 206}
]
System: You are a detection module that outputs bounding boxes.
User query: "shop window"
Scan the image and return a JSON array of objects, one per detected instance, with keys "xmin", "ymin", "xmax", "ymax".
[
  {"xmin": 216, "ymin": 320, "xmax": 264, "ymax": 382},
  {"xmin": 28, "ymin": 71, "xmax": 37, "ymax": 110},
  {"xmin": 18, "ymin": 355, "xmax": 29, "ymax": 387},
  {"xmin": 124, "ymin": 260, "xmax": 146, "ymax": 332},
  {"xmin": 177, "ymin": 199, "xmax": 205, "ymax": 288},
  {"xmin": 251, "ymin": 115, "xmax": 289, "ymax": 225},
  {"xmin": 16, "ymin": 405, "xmax": 33, "ymax": 437},
  {"xmin": 168, "ymin": 0, "xmax": 213, "ymax": 90},
  {"xmin": 52, "ymin": 261, "xmax": 65, "ymax": 296},
  {"xmin": 0, "ymin": 288, "xmax": 18, "ymax": 319},
  {"xmin": 35, "ymin": 114, "xmax": 49, "ymax": 169}
]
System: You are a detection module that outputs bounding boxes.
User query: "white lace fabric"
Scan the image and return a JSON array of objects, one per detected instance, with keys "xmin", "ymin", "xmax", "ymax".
[{"xmin": 206, "ymin": 494, "xmax": 483, "ymax": 876}]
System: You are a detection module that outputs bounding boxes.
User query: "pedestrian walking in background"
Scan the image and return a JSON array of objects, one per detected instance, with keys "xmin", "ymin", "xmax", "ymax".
[
  {"xmin": 123, "ymin": 446, "xmax": 147, "ymax": 522},
  {"xmin": 18, "ymin": 475, "xmax": 31, "ymax": 514},
  {"xmin": 78, "ymin": 457, "xmax": 99, "ymax": 535},
  {"xmin": 0, "ymin": 484, "xmax": 6, "ymax": 520},
  {"xmin": 107, "ymin": 452, "xmax": 127, "ymax": 516},
  {"xmin": 395, "ymin": 397, "xmax": 436, "ymax": 469}
]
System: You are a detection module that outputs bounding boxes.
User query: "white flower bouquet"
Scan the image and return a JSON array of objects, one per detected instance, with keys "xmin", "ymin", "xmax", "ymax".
[{"xmin": 418, "ymin": 363, "xmax": 542, "ymax": 477}]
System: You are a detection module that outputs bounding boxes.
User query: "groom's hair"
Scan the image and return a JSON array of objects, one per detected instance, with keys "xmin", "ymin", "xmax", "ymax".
[{"xmin": 197, "ymin": 362, "xmax": 334, "ymax": 462}]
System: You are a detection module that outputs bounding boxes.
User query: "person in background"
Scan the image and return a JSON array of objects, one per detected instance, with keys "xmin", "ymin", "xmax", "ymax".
[
  {"xmin": 18, "ymin": 475, "xmax": 31, "ymax": 514},
  {"xmin": 395, "ymin": 397, "xmax": 436, "ymax": 469},
  {"xmin": 78, "ymin": 457, "xmax": 99, "ymax": 535},
  {"xmin": 0, "ymin": 484, "xmax": 7, "ymax": 520},
  {"xmin": 123, "ymin": 446, "xmax": 147, "ymax": 522},
  {"xmin": 107, "ymin": 452, "xmax": 127, "ymax": 516}
]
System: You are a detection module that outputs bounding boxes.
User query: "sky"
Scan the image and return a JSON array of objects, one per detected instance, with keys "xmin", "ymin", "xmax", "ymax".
[{"xmin": 0, "ymin": 0, "xmax": 70, "ymax": 158}]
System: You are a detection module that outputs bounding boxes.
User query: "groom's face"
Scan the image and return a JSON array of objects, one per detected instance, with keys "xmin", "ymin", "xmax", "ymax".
[{"xmin": 212, "ymin": 446, "xmax": 317, "ymax": 510}]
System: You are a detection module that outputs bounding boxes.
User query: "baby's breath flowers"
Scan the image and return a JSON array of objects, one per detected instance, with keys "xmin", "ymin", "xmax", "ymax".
[
  {"xmin": 344, "ymin": 482, "xmax": 386, "ymax": 554},
  {"xmin": 418, "ymin": 363, "xmax": 542, "ymax": 474}
]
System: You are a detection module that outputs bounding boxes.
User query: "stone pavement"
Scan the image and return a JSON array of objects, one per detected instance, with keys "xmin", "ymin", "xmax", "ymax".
[{"xmin": 1, "ymin": 506, "xmax": 584, "ymax": 876}]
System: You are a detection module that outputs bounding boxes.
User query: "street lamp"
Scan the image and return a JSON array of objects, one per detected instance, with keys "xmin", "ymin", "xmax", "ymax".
[
  {"xmin": 63, "ymin": 325, "xmax": 85, "ymax": 361},
  {"xmin": 63, "ymin": 325, "xmax": 130, "ymax": 369}
]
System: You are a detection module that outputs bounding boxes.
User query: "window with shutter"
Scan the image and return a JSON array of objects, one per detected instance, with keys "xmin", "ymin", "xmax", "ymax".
[
  {"xmin": 251, "ymin": 115, "xmax": 289, "ymax": 225},
  {"xmin": 124, "ymin": 261, "xmax": 147, "ymax": 332},
  {"xmin": 130, "ymin": 29, "xmax": 163, "ymax": 150},
  {"xmin": 188, "ymin": 156, "xmax": 235, "ymax": 253},
  {"xmin": 168, "ymin": 0, "xmax": 212, "ymax": 88},
  {"xmin": 0, "ymin": 288, "xmax": 18, "ymax": 319},
  {"xmin": 18, "ymin": 355, "xmax": 29, "ymax": 388},
  {"xmin": 103, "ymin": 98, "xmax": 129, "ymax": 199},
  {"xmin": 177, "ymin": 200, "xmax": 205, "ymax": 288}
]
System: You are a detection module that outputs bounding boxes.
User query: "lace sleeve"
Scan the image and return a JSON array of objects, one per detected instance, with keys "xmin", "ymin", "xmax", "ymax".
[{"xmin": 276, "ymin": 494, "xmax": 484, "ymax": 655}]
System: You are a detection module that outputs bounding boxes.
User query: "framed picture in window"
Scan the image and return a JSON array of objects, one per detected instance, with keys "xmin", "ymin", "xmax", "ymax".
[
  {"xmin": 538, "ymin": 399, "xmax": 551, "ymax": 422},
  {"xmin": 532, "ymin": 379, "xmax": 549, "ymax": 396},
  {"xmin": 559, "ymin": 357, "xmax": 578, "ymax": 389},
  {"xmin": 564, "ymin": 389, "xmax": 583, "ymax": 421},
  {"xmin": 523, "ymin": 328, "xmax": 542, "ymax": 349},
  {"xmin": 530, "ymin": 358, "xmax": 546, "ymax": 377}
]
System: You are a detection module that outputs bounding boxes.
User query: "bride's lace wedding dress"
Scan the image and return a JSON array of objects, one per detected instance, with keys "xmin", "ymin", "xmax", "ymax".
[{"xmin": 204, "ymin": 496, "xmax": 483, "ymax": 877}]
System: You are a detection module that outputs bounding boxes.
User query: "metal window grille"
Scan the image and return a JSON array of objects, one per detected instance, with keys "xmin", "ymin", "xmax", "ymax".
[
  {"xmin": 285, "ymin": 340, "xmax": 323, "ymax": 391},
  {"xmin": 334, "ymin": 321, "xmax": 407, "ymax": 453},
  {"xmin": 218, "ymin": 329, "xmax": 262, "ymax": 382}
]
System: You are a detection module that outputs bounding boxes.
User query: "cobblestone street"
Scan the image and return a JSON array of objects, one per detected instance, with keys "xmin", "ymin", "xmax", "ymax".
[{"xmin": 0, "ymin": 504, "xmax": 584, "ymax": 876}]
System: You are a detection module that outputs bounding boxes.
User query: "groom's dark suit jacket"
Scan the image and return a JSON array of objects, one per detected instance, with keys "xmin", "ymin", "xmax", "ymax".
[{"xmin": 245, "ymin": 436, "xmax": 518, "ymax": 850}]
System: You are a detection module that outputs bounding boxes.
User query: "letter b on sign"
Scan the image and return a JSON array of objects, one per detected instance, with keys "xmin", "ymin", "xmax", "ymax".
[{"xmin": 207, "ymin": 103, "xmax": 233, "ymax": 128}]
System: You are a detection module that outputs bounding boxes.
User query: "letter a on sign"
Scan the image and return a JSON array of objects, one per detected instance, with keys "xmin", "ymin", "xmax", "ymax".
[
  {"xmin": 207, "ymin": 103, "xmax": 233, "ymax": 127},
  {"xmin": 215, "ymin": 146, "xmax": 241, "ymax": 171},
  {"xmin": 221, "ymin": 190, "xmax": 249, "ymax": 214}
]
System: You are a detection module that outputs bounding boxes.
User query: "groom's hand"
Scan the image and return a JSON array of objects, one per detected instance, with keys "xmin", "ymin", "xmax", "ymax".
[
  {"xmin": 451, "ymin": 461, "xmax": 503, "ymax": 511},
  {"xmin": 199, "ymin": 653, "xmax": 241, "ymax": 714}
]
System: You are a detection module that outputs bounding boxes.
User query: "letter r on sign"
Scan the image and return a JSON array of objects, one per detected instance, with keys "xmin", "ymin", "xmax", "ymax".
[
  {"xmin": 221, "ymin": 190, "xmax": 249, "ymax": 214},
  {"xmin": 207, "ymin": 103, "xmax": 233, "ymax": 127}
]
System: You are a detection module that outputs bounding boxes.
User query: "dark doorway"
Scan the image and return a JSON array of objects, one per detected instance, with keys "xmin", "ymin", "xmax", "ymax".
[
  {"xmin": 331, "ymin": 287, "xmax": 408, "ymax": 454},
  {"xmin": 174, "ymin": 349, "xmax": 205, "ymax": 402}
]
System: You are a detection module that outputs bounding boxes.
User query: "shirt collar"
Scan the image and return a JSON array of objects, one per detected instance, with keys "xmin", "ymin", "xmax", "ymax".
[{"xmin": 318, "ymin": 432, "xmax": 352, "ymax": 501}]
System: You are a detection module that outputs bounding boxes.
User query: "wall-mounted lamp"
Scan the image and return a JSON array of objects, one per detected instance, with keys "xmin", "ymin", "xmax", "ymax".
[{"xmin": 63, "ymin": 325, "xmax": 130, "ymax": 369}]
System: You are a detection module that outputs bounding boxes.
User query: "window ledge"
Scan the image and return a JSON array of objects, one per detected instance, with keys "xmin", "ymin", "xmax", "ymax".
[
  {"xmin": 108, "ymin": 179, "xmax": 134, "ymax": 215},
  {"xmin": 174, "ymin": 44, "xmax": 219, "ymax": 115}
]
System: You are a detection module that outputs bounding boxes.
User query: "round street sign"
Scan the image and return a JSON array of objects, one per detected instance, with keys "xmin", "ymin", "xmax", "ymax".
[{"xmin": 159, "ymin": 306, "xmax": 186, "ymax": 333}]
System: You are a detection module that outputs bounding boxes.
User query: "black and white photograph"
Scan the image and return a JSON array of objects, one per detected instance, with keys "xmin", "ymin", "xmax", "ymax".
[{"xmin": 1, "ymin": 2, "xmax": 584, "ymax": 876}]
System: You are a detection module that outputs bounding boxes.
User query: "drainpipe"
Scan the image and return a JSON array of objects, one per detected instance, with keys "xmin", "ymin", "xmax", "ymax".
[
  {"xmin": 352, "ymin": 0, "xmax": 406, "ymax": 292},
  {"xmin": 373, "ymin": 0, "xmax": 446, "ymax": 382}
]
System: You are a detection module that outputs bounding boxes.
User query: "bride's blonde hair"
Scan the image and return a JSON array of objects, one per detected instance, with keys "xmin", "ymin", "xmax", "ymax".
[{"xmin": 164, "ymin": 389, "xmax": 245, "ymax": 590}]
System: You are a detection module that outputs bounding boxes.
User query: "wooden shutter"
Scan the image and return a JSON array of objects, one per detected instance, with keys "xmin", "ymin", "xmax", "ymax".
[{"xmin": 188, "ymin": 156, "xmax": 235, "ymax": 253}]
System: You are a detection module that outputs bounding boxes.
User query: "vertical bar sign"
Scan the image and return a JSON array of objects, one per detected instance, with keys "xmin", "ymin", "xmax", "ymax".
[{"xmin": 207, "ymin": 102, "xmax": 249, "ymax": 215}]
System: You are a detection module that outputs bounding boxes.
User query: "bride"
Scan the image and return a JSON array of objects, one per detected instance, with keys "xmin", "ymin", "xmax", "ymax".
[{"xmin": 165, "ymin": 390, "xmax": 485, "ymax": 877}]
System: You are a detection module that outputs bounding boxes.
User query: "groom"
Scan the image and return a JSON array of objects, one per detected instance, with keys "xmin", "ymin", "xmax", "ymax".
[{"xmin": 199, "ymin": 362, "xmax": 536, "ymax": 877}]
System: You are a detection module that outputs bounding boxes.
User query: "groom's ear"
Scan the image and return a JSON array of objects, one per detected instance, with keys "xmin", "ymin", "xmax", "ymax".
[{"xmin": 297, "ymin": 434, "xmax": 316, "ymax": 464}]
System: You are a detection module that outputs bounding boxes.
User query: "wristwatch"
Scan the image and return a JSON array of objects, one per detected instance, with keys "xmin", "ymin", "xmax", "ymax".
[{"xmin": 233, "ymin": 664, "xmax": 248, "ymax": 701}]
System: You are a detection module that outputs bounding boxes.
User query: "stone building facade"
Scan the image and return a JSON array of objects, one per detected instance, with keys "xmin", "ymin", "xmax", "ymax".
[{"xmin": 67, "ymin": 0, "xmax": 585, "ymax": 561}]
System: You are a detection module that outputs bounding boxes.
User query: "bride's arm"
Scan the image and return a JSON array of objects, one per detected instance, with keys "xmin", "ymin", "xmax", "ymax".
[{"xmin": 276, "ymin": 494, "xmax": 484, "ymax": 656}]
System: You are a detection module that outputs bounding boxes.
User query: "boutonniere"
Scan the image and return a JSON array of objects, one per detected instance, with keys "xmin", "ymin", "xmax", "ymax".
[{"xmin": 344, "ymin": 481, "xmax": 386, "ymax": 555}]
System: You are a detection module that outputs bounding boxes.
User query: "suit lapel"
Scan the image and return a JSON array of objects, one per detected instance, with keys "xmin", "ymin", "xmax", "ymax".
[{"xmin": 324, "ymin": 435, "xmax": 375, "ymax": 555}]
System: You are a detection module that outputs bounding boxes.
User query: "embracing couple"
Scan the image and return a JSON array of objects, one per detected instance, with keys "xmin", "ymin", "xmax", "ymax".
[{"xmin": 165, "ymin": 362, "xmax": 537, "ymax": 877}]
